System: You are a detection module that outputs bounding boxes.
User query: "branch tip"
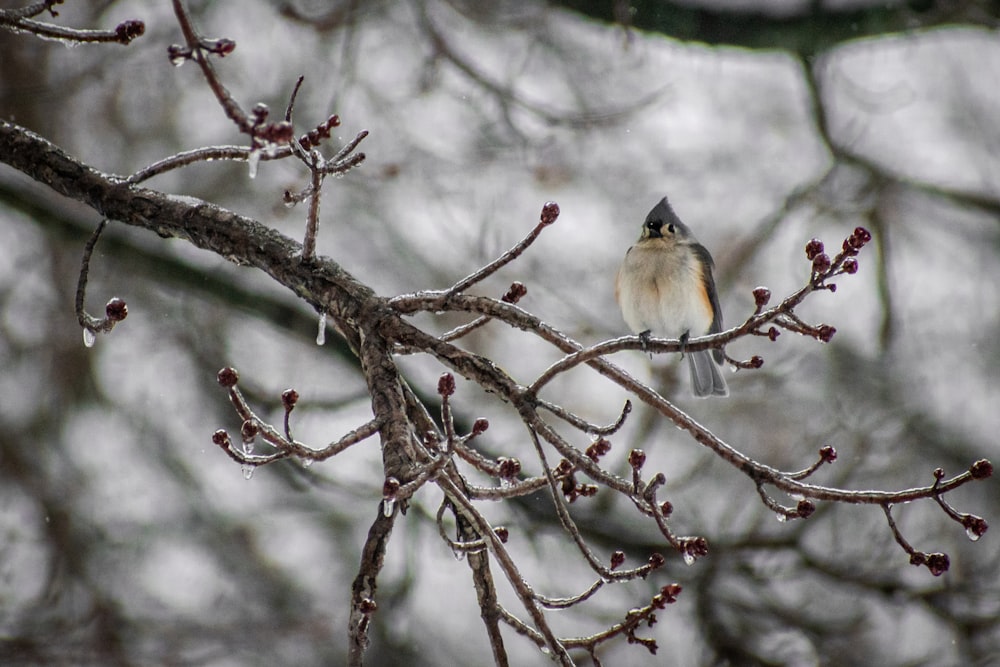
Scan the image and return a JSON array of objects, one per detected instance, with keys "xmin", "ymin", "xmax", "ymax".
[
  {"xmin": 585, "ymin": 438, "xmax": 612, "ymax": 463},
  {"xmin": 805, "ymin": 238, "xmax": 825, "ymax": 260},
  {"xmin": 281, "ymin": 388, "xmax": 299, "ymax": 411},
  {"xmin": 437, "ymin": 372, "xmax": 456, "ymax": 397},
  {"xmin": 796, "ymin": 499, "xmax": 816, "ymax": 519},
  {"xmin": 753, "ymin": 285, "xmax": 771, "ymax": 309},
  {"xmin": 471, "ymin": 417, "xmax": 490, "ymax": 436},
  {"xmin": 217, "ymin": 366, "xmax": 239, "ymax": 388},
  {"xmin": 659, "ymin": 501, "xmax": 673, "ymax": 518},
  {"xmin": 105, "ymin": 297, "xmax": 128, "ymax": 322},
  {"xmin": 497, "ymin": 457, "xmax": 520, "ymax": 479},
  {"xmin": 115, "ymin": 19, "xmax": 145, "ymax": 44},
  {"xmin": 970, "ymin": 459, "xmax": 993, "ymax": 479},
  {"xmin": 502, "ymin": 281, "xmax": 528, "ymax": 304},
  {"xmin": 628, "ymin": 449, "xmax": 646, "ymax": 470},
  {"xmin": 654, "ymin": 583, "xmax": 682, "ymax": 607},
  {"xmin": 540, "ymin": 201, "xmax": 560, "ymax": 225}
]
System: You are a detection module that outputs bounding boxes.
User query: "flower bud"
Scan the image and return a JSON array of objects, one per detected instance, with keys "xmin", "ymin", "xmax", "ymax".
[
  {"xmin": 437, "ymin": 373, "xmax": 456, "ymax": 397},
  {"xmin": 217, "ymin": 367, "xmax": 239, "ymax": 387},
  {"xmin": 540, "ymin": 201, "xmax": 560, "ymax": 225},
  {"xmin": 105, "ymin": 297, "xmax": 128, "ymax": 322}
]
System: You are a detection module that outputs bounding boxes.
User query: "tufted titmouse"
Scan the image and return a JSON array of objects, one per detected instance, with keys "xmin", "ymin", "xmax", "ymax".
[{"xmin": 615, "ymin": 196, "xmax": 728, "ymax": 398}]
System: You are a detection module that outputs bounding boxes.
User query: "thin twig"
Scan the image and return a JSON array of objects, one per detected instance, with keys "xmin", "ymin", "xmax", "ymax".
[
  {"xmin": 128, "ymin": 145, "xmax": 287, "ymax": 184},
  {"xmin": 76, "ymin": 219, "xmax": 110, "ymax": 331},
  {"xmin": 1, "ymin": 11, "xmax": 144, "ymax": 44},
  {"xmin": 171, "ymin": 0, "xmax": 252, "ymax": 134},
  {"xmin": 536, "ymin": 398, "xmax": 632, "ymax": 436}
]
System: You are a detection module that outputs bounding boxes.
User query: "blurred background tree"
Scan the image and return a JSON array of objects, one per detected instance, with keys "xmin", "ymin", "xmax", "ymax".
[{"xmin": 1, "ymin": 1, "xmax": 997, "ymax": 665}]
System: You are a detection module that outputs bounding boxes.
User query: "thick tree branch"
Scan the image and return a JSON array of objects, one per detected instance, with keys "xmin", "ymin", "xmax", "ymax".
[{"xmin": 0, "ymin": 121, "xmax": 370, "ymax": 336}]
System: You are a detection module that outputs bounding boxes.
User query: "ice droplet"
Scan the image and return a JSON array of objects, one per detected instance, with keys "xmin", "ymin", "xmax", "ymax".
[
  {"xmin": 453, "ymin": 549, "xmax": 466, "ymax": 562},
  {"xmin": 382, "ymin": 498, "xmax": 395, "ymax": 517},
  {"xmin": 243, "ymin": 439, "xmax": 254, "ymax": 455},
  {"xmin": 776, "ymin": 513, "xmax": 787, "ymax": 523},
  {"xmin": 316, "ymin": 312, "xmax": 327, "ymax": 346},
  {"xmin": 247, "ymin": 149, "xmax": 261, "ymax": 179},
  {"xmin": 540, "ymin": 646, "xmax": 551, "ymax": 655},
  {"xmin": 241, "ymin": 464, "xmax": 254, "ymax": 480},
  {"xmin": 682, "ymin": 551, "xmax": 696, "ymax": 566},
  {"xmin": 83, "ymin": 328, "xmax": 96, "ymax": 348},
  {"xmin": 301, "ymin": 458, "xmax": 314, "ymax": 468},
  {"xmin": 966, "ymin": 527, "xmax": 982, "ymax": 542}
]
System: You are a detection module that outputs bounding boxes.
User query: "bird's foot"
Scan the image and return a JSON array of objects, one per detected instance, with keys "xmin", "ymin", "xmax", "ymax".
[{"xmin": 638, "ymin": 330, "xmax": 652, "ymax": 358}]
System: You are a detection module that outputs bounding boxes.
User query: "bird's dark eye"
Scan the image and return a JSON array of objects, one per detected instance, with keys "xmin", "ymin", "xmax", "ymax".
[{"xmin": 645, "ymin": 220, "xmax": 656, "ymax": 230}]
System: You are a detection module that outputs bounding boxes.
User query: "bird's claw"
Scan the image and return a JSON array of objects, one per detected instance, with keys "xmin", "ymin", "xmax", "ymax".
[{"xmin": 639, "ymin": 330, "xmax": 652, "ymax": 358}]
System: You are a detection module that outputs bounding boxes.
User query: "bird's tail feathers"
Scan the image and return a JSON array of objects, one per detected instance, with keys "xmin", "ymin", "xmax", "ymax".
[{"xmin": 688, "ymin": 350, "xmax": 728, "ymax": 398}]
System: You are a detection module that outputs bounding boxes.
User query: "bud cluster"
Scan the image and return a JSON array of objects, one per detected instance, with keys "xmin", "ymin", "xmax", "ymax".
[
  {"xmin": 586, "ymin": 438, "xmax": 612, "ymax": 463},
  {"xmin": 502, "ymin": 281, "xmax": 528, "ymax": 304},
  {"xmin": 497, "ymin": 457, "xmax": 521, "ymax": 480}
]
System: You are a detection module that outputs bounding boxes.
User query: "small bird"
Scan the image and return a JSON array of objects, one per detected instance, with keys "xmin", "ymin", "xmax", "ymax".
[{"xmin": 615, "ymin": 197, "xmax": 728, "ymax": 398}]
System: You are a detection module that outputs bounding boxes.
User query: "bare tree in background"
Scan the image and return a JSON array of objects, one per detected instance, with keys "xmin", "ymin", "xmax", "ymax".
[{"xmin": 1, "ymin": 1, "xmax": 998, "ymax": 666}]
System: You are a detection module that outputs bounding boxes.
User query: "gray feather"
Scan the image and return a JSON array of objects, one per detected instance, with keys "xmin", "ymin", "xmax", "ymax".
[{"xmin": 688, "ymin": 349, "xmax": 728, "ymax": 398}]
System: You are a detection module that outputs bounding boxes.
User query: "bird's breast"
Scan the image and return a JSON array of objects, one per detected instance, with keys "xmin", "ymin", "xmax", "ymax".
[{"xmin": 616, "ymin": 244, "xmax": 712, "ymax": 338}]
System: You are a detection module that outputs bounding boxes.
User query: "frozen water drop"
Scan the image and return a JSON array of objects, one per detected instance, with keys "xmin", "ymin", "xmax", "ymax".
[
  {"xmin": 247, "ymin": 149, "xmax": 261, "ymax": 179},
  {"xmin": 382, "ymin": 498, "xmax": 395, "ymax": 517},
  {"xmin": 966, "ymin": 527, "xmax": 982, "ymax": 542},
  {"xmin": 83, "ymin": 328, "xmax": 96, "ymax": 348},
  {"xmin": 540, "ymin": 646, "xmax": 551, "ymax": 655},
  {"xmin": 243, "ymin": 439, "xmax": 254, "ymax": 455},
  {"xmin": 776, "ymin": 513, "xmax": 787, "ymax": 523},
  {"xmin": 453, "ymin": 549, "xmax": 466, "ymax": 562},
  {"xmin": 301, "ymin": 458, "xmax": 314, "ymax": 468},
  {"xmin": 241, "ymin": 464, "xmax": 254, "ymax": 480},
  {"xmin": 316, "ymin": 312, "xmax": 327, "ymax": 346},
  {"xmin": 682, "ymin": 551, "xmax": 696, "ymax": 566}
]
